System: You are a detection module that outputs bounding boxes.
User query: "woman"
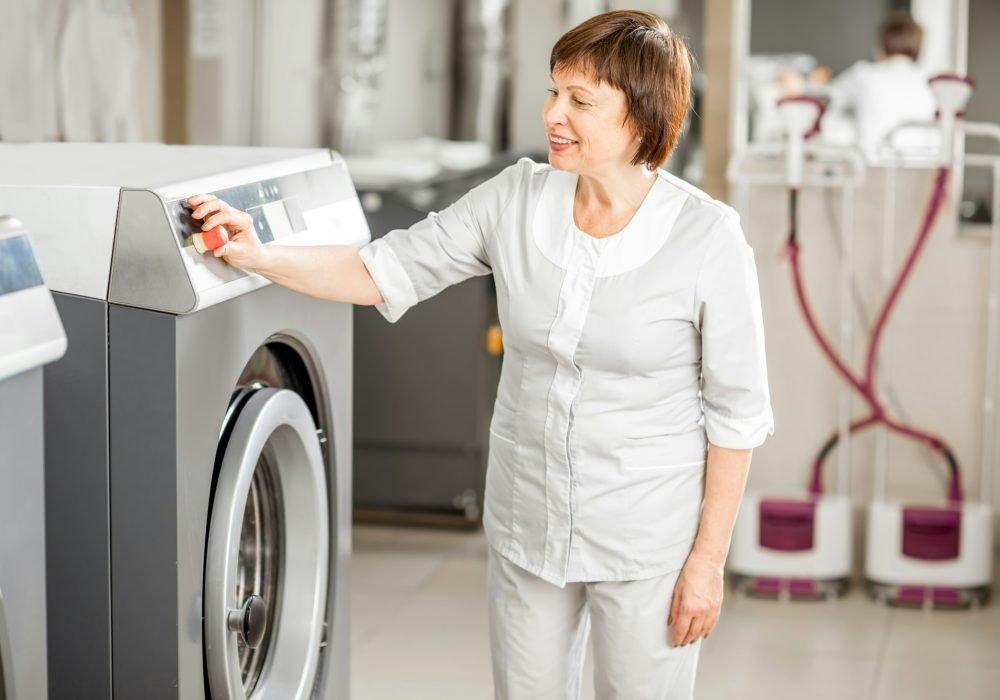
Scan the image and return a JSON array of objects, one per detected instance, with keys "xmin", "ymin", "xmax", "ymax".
[{"xmin": 189, "ymin": 10, "xmax": 772, "ymax": 699}]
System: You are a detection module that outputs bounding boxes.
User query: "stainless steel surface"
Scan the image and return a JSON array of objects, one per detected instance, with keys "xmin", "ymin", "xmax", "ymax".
[
  {"xmin": 205, "ymin": 388, "xmax": 329, "ymax": 700},
  {"xmin": 36, "ymin": 145, "xmax": 359, "ymax": 697},
  {"xmin": 0, "ymin": 368, "xmax": 49, "ymax": 700},
  {"xmin": 108, "ymin": 189, "xmax": 198, "ymax": 314},
  {"xmin": 0, "ymin": 143, "xmax": 369, "ymax": 311}
]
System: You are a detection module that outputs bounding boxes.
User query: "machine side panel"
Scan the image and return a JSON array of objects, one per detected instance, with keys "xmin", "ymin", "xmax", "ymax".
[
  {"xmin": 108, "ymin": 304, "xmax": 180, "ymax": 698},
  {"xmin": 44, "ymin": 293, "xmax": 112, "ymax": 699},
  {"xmin": 0, "ymin": 185, "xmax": 121, "ymax": 300},
  {"xmin": 0, "ymin": 369, "xmax": 48, "ymax": 700},
  {"xmin": 109, "ymin": 190, "xmax": 197, "ymax": 314}
]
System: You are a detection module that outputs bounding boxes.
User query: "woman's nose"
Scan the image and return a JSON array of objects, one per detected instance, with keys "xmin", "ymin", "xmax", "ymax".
[{"xmin": 544, "ymin": 101, "xmax": 567, "ymax": 127}]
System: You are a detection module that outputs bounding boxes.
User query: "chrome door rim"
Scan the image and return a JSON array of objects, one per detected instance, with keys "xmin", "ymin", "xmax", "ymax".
[{"xmin": 205, "ymin": 388, "xmax": 329, "ymax": 700}]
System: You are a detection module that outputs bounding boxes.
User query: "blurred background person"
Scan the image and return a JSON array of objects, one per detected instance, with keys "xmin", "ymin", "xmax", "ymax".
[{"xmin": 822, "ymin": 9, "xmax": 937, "ymax": 159}]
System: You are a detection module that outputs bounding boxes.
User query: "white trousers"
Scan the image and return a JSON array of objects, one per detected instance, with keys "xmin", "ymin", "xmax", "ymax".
[{"xmin": 487, "ymin": 548, "xmax": 701, "ymax": 700}]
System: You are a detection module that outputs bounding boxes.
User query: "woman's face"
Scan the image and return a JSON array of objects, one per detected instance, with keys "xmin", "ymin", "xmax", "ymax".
[{"xmin": 543, "ymin": 66, "xmax": 641, "ymax": 176}]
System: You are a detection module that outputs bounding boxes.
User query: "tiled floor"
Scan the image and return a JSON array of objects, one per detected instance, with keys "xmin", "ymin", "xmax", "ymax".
[{"xmin": 351, "ymin": 524, "xmax": 1000, "ymax": 699}]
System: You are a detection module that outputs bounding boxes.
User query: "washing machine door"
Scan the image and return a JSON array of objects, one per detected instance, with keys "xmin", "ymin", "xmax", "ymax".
[
  {"xmin": 0, "ymin": 588, "xmax": 13, "ymax": 700},
  {"xmin": 205, "ymin": 388, "xmax": 330, "ymax": 700}
]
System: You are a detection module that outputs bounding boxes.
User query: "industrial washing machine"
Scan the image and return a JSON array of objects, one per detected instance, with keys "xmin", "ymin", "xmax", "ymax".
[
  {"xmin": 0, "ymin": 143, "xmax": 368, "ymax": 699},
  {"xmin": 0, "ymin": 215, "xmax": 66, "ymax": 700}
]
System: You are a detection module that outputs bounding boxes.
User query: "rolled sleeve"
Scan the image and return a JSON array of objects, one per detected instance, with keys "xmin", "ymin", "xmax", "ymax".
[
  {"xmin": 357, "ymin": 238, "xmax": 419, "ymax": 323},
  {"xmin": 695, "ymin": 212, "xmax": 774, "ymax": 449},
  {"xmin": 355, "ymin": 160, "xmax": 525, "ymax": 323}
]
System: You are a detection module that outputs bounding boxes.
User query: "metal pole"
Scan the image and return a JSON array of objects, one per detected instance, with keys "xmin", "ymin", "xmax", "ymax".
[
  {"xmin": 837, "ymin": 181, "xmax": 854, "ymax": 497},
  {"xmin": 980, "ymin": 159, "xmax": 1000, "ymax": 505},
  {"xmin": 873, "ymin": 163, "xmax": 898, "ymax": 501}
]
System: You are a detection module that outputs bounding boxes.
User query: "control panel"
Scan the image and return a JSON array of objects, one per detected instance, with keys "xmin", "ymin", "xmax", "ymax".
[{"xmin": 108, "ymin": 152, "xmax": 372, "ymax": 314}]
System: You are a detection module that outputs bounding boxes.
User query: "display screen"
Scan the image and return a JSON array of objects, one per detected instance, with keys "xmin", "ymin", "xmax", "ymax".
[{"xmin": 0, "ymin": 234, "xmax": 44, "ymax": 295}]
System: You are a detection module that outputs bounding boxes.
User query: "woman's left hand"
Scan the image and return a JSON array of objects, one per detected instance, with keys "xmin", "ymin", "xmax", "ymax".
[{"xmin": 668, "ymin": 552, "xmax": 724, "ymax": 647}]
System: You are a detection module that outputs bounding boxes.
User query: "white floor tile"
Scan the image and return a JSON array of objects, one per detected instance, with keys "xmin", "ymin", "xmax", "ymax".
[
  {"xmin": 707, "ymin": 587, "xmax": 891, "ymax": 658},
  {"xmin": 696, "ymin": 649, "xmax": 880, "ymax": 700},
  {"xmin": 350, "ymin": 549, "xmax": 445, "ymax": 594},
  {"xmin": 348, "ymin": 525, "xmax": 1000, "ymax": 699},
  {"xmin": 351, "ymin": 675, "xmax": 493, "ymax": 700},
  {"xmin": 873, "ymin": 659, "xmax": 1000, "ymax": 700},
  {"xmin": 351, "ymin": 589, "xmax": 412, "ymax": 646},
  {"xmin": 881, "ymin": 604, "xmax": 1000, "ymax": 665}
]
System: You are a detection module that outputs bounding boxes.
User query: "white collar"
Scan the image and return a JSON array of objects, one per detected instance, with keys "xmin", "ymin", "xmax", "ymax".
[{"xmin": 532, "ymin": 168, "xmax": 687, "ymax": 277}]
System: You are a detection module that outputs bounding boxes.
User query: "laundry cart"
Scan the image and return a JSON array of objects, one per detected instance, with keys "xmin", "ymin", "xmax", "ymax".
[
  {"xmin": 0, "ymin": 216, "xmax": 66, "ymax": 700},
  {"xmin": 351, "ymin": 155, "xmax": 523, "ymax": 524},
  {"xmin": 0, "ymin": 143, "xmax": 368, "ymax": 700}
]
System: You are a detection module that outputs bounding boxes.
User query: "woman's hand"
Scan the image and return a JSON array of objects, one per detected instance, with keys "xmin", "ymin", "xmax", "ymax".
[
  {"xmin": 668, "ymin": 552, "xmax": 724, "ymax": 647},
  {"xmin": 187, "ymin": 194, "xmax": 268, "ymax": 272}
]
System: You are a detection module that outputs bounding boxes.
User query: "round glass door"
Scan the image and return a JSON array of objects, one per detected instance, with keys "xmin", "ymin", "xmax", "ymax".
[{"xmin": 205, "ymin": 388, "xmax": 329, "ymax": 700}]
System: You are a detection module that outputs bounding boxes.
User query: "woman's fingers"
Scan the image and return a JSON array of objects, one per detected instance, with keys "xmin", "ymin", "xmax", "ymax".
[
  {"xmin": 186, "ymin": 194, "xmax": 216, "ymax": 207},
  {"xmin": 669, "ymin": 604, "xmax": 693, "ymax": 647},
  {"xmin": 185, "ymin": 195, "xmax": 263, "ymax": 270},
  {"xmin": 685, "ymin": 617, "xmax": 708, "ymax": 646},
  {"xmin": 701, "ymin": 617, "xmax": 716, "ymax": 641},
  {"xmin": 200, "ymin": 210, "xmax": 249, "ymax": 234},
  {"xmin": 190, "ymin": 199, "xmax": 230, "ymax": 224},
  {"xmin": 670, "ymin": 597, "xmax": 720, "ymax": 646}
]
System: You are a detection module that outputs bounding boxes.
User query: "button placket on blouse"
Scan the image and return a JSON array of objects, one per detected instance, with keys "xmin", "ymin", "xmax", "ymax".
[{"xmin": 540, "ymin": 232, "xmax": 604, "ymax": 583}]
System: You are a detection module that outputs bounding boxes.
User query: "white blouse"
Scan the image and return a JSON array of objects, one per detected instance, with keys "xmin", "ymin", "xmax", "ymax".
[{"xmin": 358, "ymin": 158, "xmax": 773, "ymax": 586}]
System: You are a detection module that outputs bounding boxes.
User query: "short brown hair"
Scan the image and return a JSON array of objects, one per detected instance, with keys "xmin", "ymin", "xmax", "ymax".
[
  {"xmin": 550, "ymin": 10, "xmax": 693, "ymax": 170},
  {"xmin": 880, "ymin": 10, "xmax": 923, "ymax": 61}
]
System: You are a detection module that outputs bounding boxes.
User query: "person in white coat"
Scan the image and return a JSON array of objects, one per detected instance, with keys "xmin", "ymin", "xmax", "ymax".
[
  {"xmin": 823, "ymin": 10, "xmax": 937, "ymax": 159},
  {"xmin": 189, "ymin": 10, "xmax": 773, "ymax": 699}
]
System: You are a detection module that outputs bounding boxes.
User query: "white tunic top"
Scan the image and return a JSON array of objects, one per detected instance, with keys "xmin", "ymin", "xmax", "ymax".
[{"xmin": 358, "ymin": 158, "xmax": 774, "ymax": 586}]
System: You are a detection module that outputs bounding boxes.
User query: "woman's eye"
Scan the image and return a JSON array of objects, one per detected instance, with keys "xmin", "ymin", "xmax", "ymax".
[
  {"xmin": 573, "ymin": 98, "xmax": 589, "ymax": 107},
  {"xmin": 547, "ymin": 88, "xmax": 558, "ymax": 97}
]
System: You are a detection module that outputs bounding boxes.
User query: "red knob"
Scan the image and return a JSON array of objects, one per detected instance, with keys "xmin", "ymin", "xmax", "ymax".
[{"xmin": 191, "ymin": 225, "xmax": 230, "ymax": 254}]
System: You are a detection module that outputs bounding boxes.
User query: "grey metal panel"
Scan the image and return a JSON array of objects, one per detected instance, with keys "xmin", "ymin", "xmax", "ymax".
[
  {"xmin": 108, "ymin": 304, "xmax": 180, "ymax": 698},
  {"xmin": 108, "ymin": 189, "xmax": 197, "ymax": 314},
  {"xmin": 0, "ymin": 587, "xmax": 11, "ymax": 700},
  {"xmin": 353, "ymin": 448, "xmax": 485, "ymax": 513},
  {"xmin": 354, "ymin": 281, "xmax": 486, "ymax": 446},
  {"xmin": 0, "ymin": 369, "xmax": 48, "ymax": 700},
  {"xmin": 0, "ymin": 185, "xmax": 121, "ymax": 300},
  {"xmin": 352, "ymin": 171, "xmax": 504, "ymax": 514},
  {"xmin": 43, "ymin": 293, "xmax": 112, "ymax": 700},
  {"xmin": 174, "ymin": 286, "xmax": 352, "ymax": 699}
]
